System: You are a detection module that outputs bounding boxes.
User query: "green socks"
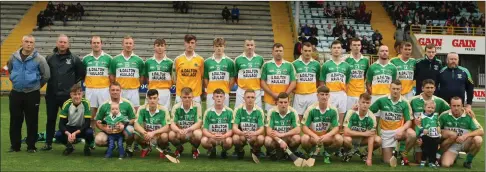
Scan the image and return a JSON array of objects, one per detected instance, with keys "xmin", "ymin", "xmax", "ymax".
[{"xmin": 466, "ymin": 154, "xmax": 475, "ymax": 163}]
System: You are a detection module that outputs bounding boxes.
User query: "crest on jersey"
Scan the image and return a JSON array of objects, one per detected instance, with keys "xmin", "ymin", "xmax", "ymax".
[
  {"xmin": 434, "ymin": 65, "xmax": 438, "ymax": 70},
  {"xmin": 124, "ymin": 62, "xmax": 130, "ymax": 67},
  {"xmin": 66, "ymin": 59, "xmax": 71, "ymax": 65},
  {"xmin": 248, "ymin": 64, "xmax": 252, "ymax": 68},
  {"xmin": 157, "ymin": 65, "xmax": 161, "ymax": 70},
  {"xmin": 457, "ymin": 74, "xmax": 462, "ymax": 79}
]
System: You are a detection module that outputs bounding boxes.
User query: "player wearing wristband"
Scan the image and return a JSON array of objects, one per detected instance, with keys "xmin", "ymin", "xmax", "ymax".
[
  {"xmin": 390, "ymin": 42, "xmax": 416, "ymax": 100},
  {"xmin": 204, "ymin": 37, "xmax": 235, "ymax": 108},
  {"xmin": 94, "ymin": 82, "xmax": 137, "ymax": 157},
  {"xmin": 264, "ymin": 92, "xmax": 301, "ymax": 161},
  {"xmin": 109, "ymin": 35, "xmax": 144, "ymax": 111},
  {"xmin": 345, "ymin": 38, "xmax": 369, "ymax": 110},
  {"xmin": 134, "ymin": 89, "xmax": 171, "ymax": 159},
  {"xmin": 366, "ymin": 45, "xmax": 397, "ymax": 104},
  {"xmin": 82, "ymin": 36, "xmax": 112, "ymax": 130},
  {"xmin": 319, "ymin": 41, "xmax": 351, "ymax": 126},
  {"xmin": 144, "ymin": 38, "xmax": 173, "ymax": 110},
  {"xmin": 342, "ymin": 93, "xmax": 381, "ymax": 166},
  {"xmin": 201, "ymin": 89, "xmax": 234, "ymax": 159},
  {"xmin": 300, "ymin": 86, "xmax": 342, "ymax": 164},
  {"xmin": 439, "ymin": 97, "xmax": 483, "ymax": 169},
  {"xmin": 169, "ymin": 87, "xmax": 203, "ymax": 159},
  {"xmin": 292, "ymin": 42, "xmax": 320, "ymax": 120},
  {"xmin": 174, "ymin": 34, "xmax": 204, "ymax": 104},
  {"xmin": 232, "ymin": 89, "xmax": 266, "ymax": 159},
  {"xmin": 369, "ymin": 80, "xmax": 415, "ymax": 166},
  {"xmin": 261, "ymin": 43, "xmax": 296, "ymax": 112},
  {"xmin": 234, "ymin": 40, "xmax": 264, "ymax": 109}
]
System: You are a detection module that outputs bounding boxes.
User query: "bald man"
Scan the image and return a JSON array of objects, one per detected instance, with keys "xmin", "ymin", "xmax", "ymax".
[
  {"xmin": 437, "ymin": 53, "xmax": 475, "ymax": 115},
  {"xmin": 42, "ymin": 34, "xmax": 86, "ymax": 151}
]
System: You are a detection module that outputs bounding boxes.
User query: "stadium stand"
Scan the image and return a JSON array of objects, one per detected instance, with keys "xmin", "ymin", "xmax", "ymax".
[
  {"xmin": 291, "ymin": 1, "xmax": 376, "ymax": 53},
  {"xmin": 0, "ymin": 1, "xmax": 33, "ymax": 43},
  {"xmin": 31, "ymin": 1, "xmax": 275, "ymax": 60}
]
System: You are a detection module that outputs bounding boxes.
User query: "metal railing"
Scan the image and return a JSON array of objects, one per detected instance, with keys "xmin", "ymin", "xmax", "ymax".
[{"xmin": 409, "ymin": 25, "xmax": 485, "ymax": 36}]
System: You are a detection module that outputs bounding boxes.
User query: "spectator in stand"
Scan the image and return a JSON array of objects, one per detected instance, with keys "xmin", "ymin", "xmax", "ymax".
[
  {"xmin": 310, "ymin": 24, "xmax": 318, "ymax": 36},
  {"xmin": 362, "ymin": 36, "xmax": 370, "ymax": 54},
  {"xmin": 359, "ymin": 2, "xmax": 366, "ymax": 14},
  {"xmin": 324, "ymin": 5, "xmax": 332, "ymax": 18},
  {"xmin": 324, "ymin": 24, "xmax": 333, "ymax": 36},
  {"xmin": 74, "ymin": 3, "xmax": 84, "ymax": 21},
  {"xmin": 222, "ymin": 6, "xmax": 231, "ymax": 23},
  {"xmin": 298, "ymin": 33, "xmax": 308, "ymax": 43},
  {"xmin": 172, "ymin": 1, "xmax": 180, "ymax": 12},
  {"xmin": 334, "ymin": 6, "xmax": 342, "ymax": 18},
  {"xmin": 180, "ymin": 1, "xmax": 189, "ymax": 14},
  {"xmin": 332, "ymin": 24, "xmax": 341, "ymax": 37},
  {"xmin": 301, "ymin": 24, "xmax": 311, "ymax": 36},
  {"xmin": 365, "ymin": 11, "xmax": 372, "ymax": 24},
  {"xmin": 464, "ymin": 23, "xmax": 472, "ymax": 35},
  {"xmin": 293, "ymin": 37, "xmax": 303, "ymax": 60},
  {"xmin": 308, "ymin": 34, "xmax": 318, "ymax": 47},
  {"xmin": 66, "ymin": 3, "xmax": 76, "ymax": 20},
  {"xmin": 36, "ymin": 11, "xmax": 50, "ymax": 31},
  {"xmin": 347, "ymin": 26, "xmax": 356, "ymax": 38},
  {"xmin": 476, "ymin": 25, "xmax": 484, "ymax": 36},
  {"xmin": 394, "ymin": 25, "xmax": 404, "ymax": 44},
  {"xmin": 231, "ymin": 5, "xmax": 240, "ymax": 24},
  {"xmin": 371, "ymin": 30, "xmax": 383, "ymax": 45}
]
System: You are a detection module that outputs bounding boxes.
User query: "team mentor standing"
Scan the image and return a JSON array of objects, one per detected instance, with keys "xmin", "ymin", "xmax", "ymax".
[
  {"xmin": 43, "ymin": 34, "xmax": 86, "ymax": 151},
  {"xmin": 8, "ymin": 35, "xmax": 50, "ymax": 153},
  {"xmin": 414, "ymin": 44, "xmax": 442, "ymax": 95}
]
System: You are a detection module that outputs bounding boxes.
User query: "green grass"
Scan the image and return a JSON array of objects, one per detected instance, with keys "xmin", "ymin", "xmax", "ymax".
[{"xmin": 1, "ymin": 96, "xmax": 484, "ymax": 171}]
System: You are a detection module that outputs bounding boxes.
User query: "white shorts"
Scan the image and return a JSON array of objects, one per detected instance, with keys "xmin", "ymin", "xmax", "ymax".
[
  {"xmin": 346, "ymin": 96, "xmax": 359, "ymax": 110},
  {"xmin": 122, "ymin": 89, "xmax": 140, "ymax": 107},
  {"xmin": 293, "ymin": 93, "xmax": 317, "ymax": 115},
  {"xmin": 85, "ymin": 87, "xmax": 110, "ymax": 108},
  {"xmin": 330, "ymin": 91, "xmax": 347, "ymax": 113},
  {"xmin": 206, "ymin": 93, "xmax": 230, "ymax": 108},
  {"xmin": 448, "ymin": 139, "xmax": 473, "ymax": 154},
  {"xmin": 175, "ymin": 95, "xmax": 201, "ymax": 104},
  {"xmin": 145, "ymin": 89, "xmax": 171, "ymax": 111},
  {"xmin": 402, "ymin": 91, "xmax": 414, "ymax": 100},
  {"xmin": 265, "ymin": 103, "xmax": 274, "ymax": 112},
  {"xmin": 381, "ymin": 129, "xmax": 399, "ymax": 148},
  {"xmin": 234, "ymin": 87, "xmax": 262, "ymax": 109}
]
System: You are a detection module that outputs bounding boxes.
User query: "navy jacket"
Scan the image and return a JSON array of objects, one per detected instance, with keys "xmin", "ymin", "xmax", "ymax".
[
  {"xmin": 7, "ymin": 48, "xmax": 50, "ymax": 93},
  {"xmin": 437, "ymin": 66, "xmax": 474, "ymax": 104},
  {"xmin": 46, "ymin": 48, "xmax": 85, "ymax": 97},
  {"xmin": 414, "ymin": 56, "xmax": 442, "ymax": 95}
]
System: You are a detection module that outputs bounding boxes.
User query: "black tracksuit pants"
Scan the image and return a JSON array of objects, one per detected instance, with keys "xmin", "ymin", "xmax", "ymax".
[
  {"xmin": 45, "ymin": 95, "xmax": 70, "ymax": 145},
  {"xmin": 9, "ymin": 90, "xmax": 40, "ymax": 150}
]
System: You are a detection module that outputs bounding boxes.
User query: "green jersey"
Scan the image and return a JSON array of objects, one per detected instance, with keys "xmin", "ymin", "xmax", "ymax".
[
  {"xmin": 390, "ymin": 58, "xmax": 416, "ymax": 94},
  {"xmin": 95, "ymin": 98, "xmax": 136, "ymax": 121},
  {"xmin": 144, "ymin": 57, "xmax": 173, "ymax": 90},
  {"xmin": 171, "ymin": 101, "xmax": 203, "ymax": 129},
  {"xmin": 102, "ymin": 113, "xmax": 129, "ymax": 132},
  {"xmin": 409, "ymin": 94, "xmax": 450, "ymax": 118},
  {"xmin": 345, "ymin": 56, "xmax": 370, "ymax": 97},
  {"xmin": 203, "ymin": 107, "xmax": 234, "ymax": 134},
  {"xmin": 439, "ymin": 110, "xmax": 482, "ymax": 136},
  {"xmin": 266, "ymin": 107, "xmax": 300, "ymax": 133},
  {"xmin": 109, "ymin": 53, "xmax": 145, "ymax": 89},
  {"xmin": 366, "ymin": 62, "xmax": 397, "ymax": 95},
  {"xmin": 292, "ymin": 58, "xmax": 321, "ymax": 94},
  {"xmin": 82, "ymin": 52, "xmax": 112, "ymax": 88},
  {"xmin": 234, "ymin": 54, "xmax": 264, "ymax": 90},
  {"xmin": 343, "ymin": 110, "xmax": 377, "ymax": 132},
  {"xmin": 369, "ymin": 95, "xmax": 412, "ymax": 130},
  {"xmin": 232, "ymin": 104, "xmax": 265, "ymax": 132},
  {"xmin": 301, "ymin": 103, "xmax": 339, "ymax": 135},
  {"xmin": 261, "ymin": 60, "xmax": 296, "ymax": 104},
  {"xmin": 204, "ymin": 56, "xmax": 236, "ymax": 94},
  {"xmin": 59, "ymin": 98, "xmax": 91, "ymax": 127},
  {"xmin": 415, "ymin": 113, "xmax": 440, "ymax": 138},
  {"xmin": 319, "ymin": 60, "xmax": 351, "ymax": 92},
  {"xmin": 136, "ymin": 105, "xmax": 171, "ymax": 131}
]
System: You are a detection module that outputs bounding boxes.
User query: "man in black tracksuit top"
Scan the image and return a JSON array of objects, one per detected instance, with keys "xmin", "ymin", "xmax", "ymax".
[
  {"xmin": 42, "ymin": 35, "xmax": 86, "ymax": 151},
  {"xmin": 437, "ymin": 53, "xmax": 474, "ymax": 108},
  {"xmin": 414, "ymin": 44, "xmax": 442, "ymax": 95}
]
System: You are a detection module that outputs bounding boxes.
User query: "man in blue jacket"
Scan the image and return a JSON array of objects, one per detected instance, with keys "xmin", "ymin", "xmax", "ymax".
[
  {"xmin": 437, "ymin": 52, "xmax": 475, "ymax": 114},
  {"xmin": 7, "ymin": 35, "xmax": 50, "ymax": 153}
]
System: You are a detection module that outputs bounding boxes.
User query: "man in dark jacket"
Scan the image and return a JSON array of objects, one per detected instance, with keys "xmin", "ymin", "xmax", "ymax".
[
  {"xmin": 42, "ymin": 34, "xmax": 86, "ymax": 151},
  {"xmin": 414, "ymin": 44, "xmax": 442, "ymax": 95},
  {"xmin": 222, "ymin": 6, "xmax": 231, "ymax": 23},
  {"xmin": 293, "ymin": 37, "xmax": 303, "ymax": 60},
  {"xmin": 437, "ymin": 52, "xmax": 474, "ymax": 114},
  {"xmin": 7, "ymin": 35, "xmax": 50, "ymax": 153}
]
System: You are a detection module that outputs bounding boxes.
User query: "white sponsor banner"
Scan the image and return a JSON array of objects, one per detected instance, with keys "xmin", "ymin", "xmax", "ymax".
[
  {"xmin": 473, "ymin": 89, "xmax": 485, "ymax": 103},
  {"xmin": 415, "ymin": 34, "xmax": 485, "ymax": 55}
]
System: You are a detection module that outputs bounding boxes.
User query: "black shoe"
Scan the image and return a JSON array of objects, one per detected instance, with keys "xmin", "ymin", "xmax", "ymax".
[
  {"xmin": 294, "ymin": 151, "xmax": 305, "ymax": 158},
  {"xmin": 269, "ymin": 150, "xmax": 278, "ymax": 161},
  {"xmin": 8, "ymin": 148, "xmax": 20, "ymax": 152},
  {"xmin": 209, "ymin": 147, "xmax": 217, "ymax": 159},
  {"xmin": 27, "ymin": 149, "xmax": 37, "ymax": 153},
  {"xmin": 237, "ymin": 150, "xmax": 245, "ymax": 160},
  {"xmin": 84, "ymin": 146, "xmax": 91, "ymax": 156},
  {"xmin": 41, "ymin": 144, "xmax": 52, "ymax": 151},
  {"xmin": 133, "ymin": 144, "xmax": 140, "ymax": 152},
  {"xmin": 125, "ymin": 148, "xmax": 133, "ymax": 158},
  {"xmin": 221, "ymin": 150, "xmax": 228, "ymax": 159},
  {"xmin": 463, "ymin": 162, "xmax": 472, "ymax": 169},
  {"xmin": 63, "ymin": 147, "xmax": 74, "ymax": 156}
]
